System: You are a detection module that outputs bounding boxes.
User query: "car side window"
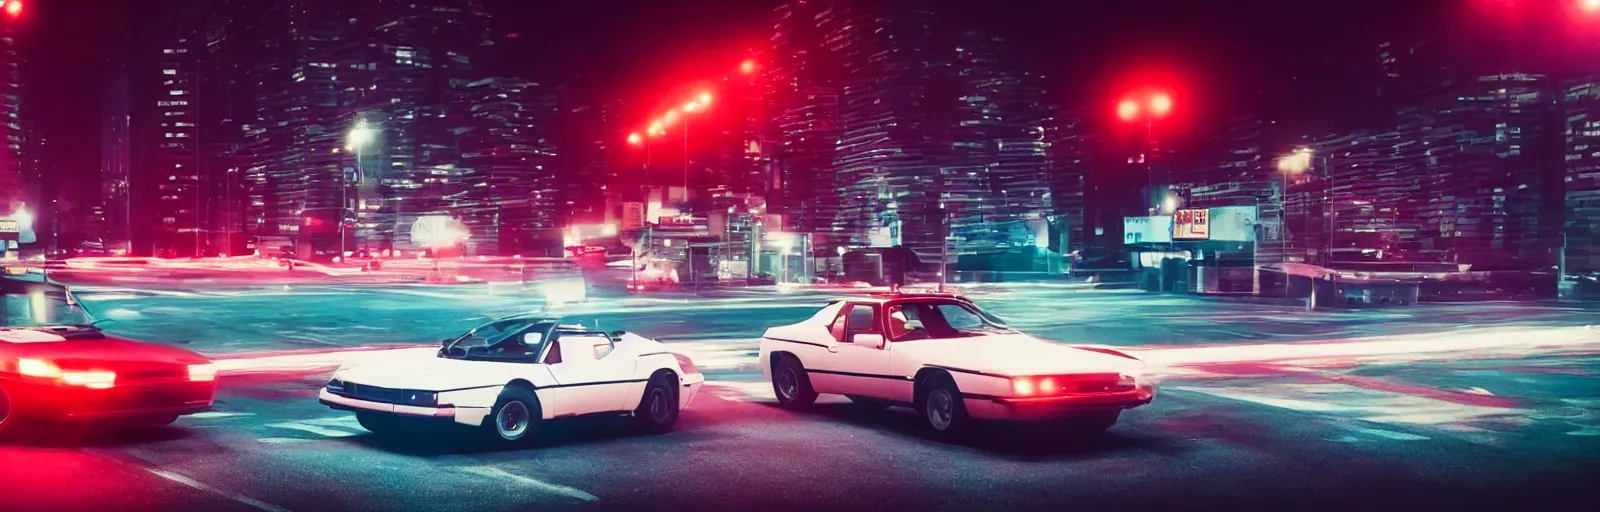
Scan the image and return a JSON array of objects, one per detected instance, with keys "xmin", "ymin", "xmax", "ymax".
[
  {"xmin": 845, "ymin": 304, "xmax": 879, "ymax": 342},
  {"xmin": 828, "ymin": 307, "xmax": 850, "ymax": 341}
]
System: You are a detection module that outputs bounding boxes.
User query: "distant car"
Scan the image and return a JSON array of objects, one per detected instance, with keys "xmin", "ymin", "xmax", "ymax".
[
  {"xmin": 1, "ymin": 277, "xmax": 217, "ymax": 436},
  {"xmin": 319, "ymin": 316, "xmax": 704, "ymax": 446},
  {"xmin": 758, "ymin": 293, "xmax": 1154, "ymax": 437}
]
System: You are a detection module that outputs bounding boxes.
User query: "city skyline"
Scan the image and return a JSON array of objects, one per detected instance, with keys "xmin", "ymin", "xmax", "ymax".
[{"xmin": 3, "ymin": 0, "xmax": 1597, "ymax": 281}]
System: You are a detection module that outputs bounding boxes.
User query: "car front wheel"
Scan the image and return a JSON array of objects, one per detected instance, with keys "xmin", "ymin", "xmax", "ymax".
[
  {"xmin": 484, "ymin": 386, "xmax": 540, "ymax": 446},
  {"xmin": 772, "ymin": 356, "xmax": 817, "ymax": 409},
  {"xmin": 919, "ymin": 374, "xmax": 971, "ymax": 439},
  {"xmin": 631, "ymin": 372, "xmax": 680, "ymax": 434}
]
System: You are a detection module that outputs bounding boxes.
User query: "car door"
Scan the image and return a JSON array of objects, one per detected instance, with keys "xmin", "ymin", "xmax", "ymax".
[
  {"xmin": 817, "ymin": 302, "xmax": 894, "ymax": 399},
  {"xmin": 540, "ymin": 333, "xmax": 636, "ymax": 416}
]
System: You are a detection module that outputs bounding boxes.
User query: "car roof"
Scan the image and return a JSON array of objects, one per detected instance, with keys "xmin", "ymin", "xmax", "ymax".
[{"xmin": 835, "ymin": 293, "xmax": 971, "ymax": 304}]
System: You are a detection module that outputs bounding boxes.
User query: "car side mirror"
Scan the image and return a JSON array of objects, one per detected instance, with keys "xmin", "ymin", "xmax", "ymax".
[
  {"xmin": 853, "ymin": 333, "xmax": 885, "ymax": 349},
  {"xmin": 523, "ymin": 332, "xmax": 543, "ymax": 345}
]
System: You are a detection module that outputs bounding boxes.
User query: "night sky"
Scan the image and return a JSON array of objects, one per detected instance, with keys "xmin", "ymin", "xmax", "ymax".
[{"xmin": 21, "ymin": 0, "xmax": 1454, "ymax": 211}]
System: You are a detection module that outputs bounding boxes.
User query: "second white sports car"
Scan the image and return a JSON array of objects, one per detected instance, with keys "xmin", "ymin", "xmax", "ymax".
[
  {"xmin": 758, "ymin": 293, "xmax": 1154, "ymax": 437},
  {"xmin": 319, "ymin": 315, "xmax": 704, "ymax": 446}
]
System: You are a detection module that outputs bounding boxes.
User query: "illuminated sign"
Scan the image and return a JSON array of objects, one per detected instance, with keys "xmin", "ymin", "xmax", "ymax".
[
  {"xmin": 1173, "ymin": 209, "xmax": 1210, "ymax": 240},
  {"xmin": 1207, "ymin": 206, "xmax": 1258, "ymax": 242},
  {"xmin": 1122, "ymin": 216, "xmax": 1172, "ymax": 245},
  {"xmin": 0, "ymin": 219, "xmax": 18, "ymax": 241}
]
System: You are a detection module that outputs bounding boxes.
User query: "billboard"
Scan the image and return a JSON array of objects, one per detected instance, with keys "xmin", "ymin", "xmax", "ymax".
[
  {"xmin": 0, "ymin": 219, "xmax": 18, "ymax": 241},
  {"xmin": 1173, "ymin": 209, "xmax": 1210, "ymax": 240},
  {"xmin": 1122, "ymin": 216, "xmax": 1173, "ymax": 245},
  {"xmin": 1207, "ymin": 206, "xmax": 1259, "ymax": 242}
]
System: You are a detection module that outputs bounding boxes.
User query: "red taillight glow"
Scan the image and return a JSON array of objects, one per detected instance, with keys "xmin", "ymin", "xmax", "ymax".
[
  {"xmin": 1012, "ymin": 377, "xmax": 1036, "ymax": 396},
  {"xmin": 1039, "ymin": 377, "xmax": 1058, "ymax": 394},
  {"xmin": 189, "ymin": 363, "xmax": 218, "ymax": 382},
  {"xmin": 18, "ymin": 358, "xmax": 62, "ymax": 378},
  {"xmin": 61, "ymin": 371, "xmax": 117, "ymax": 389}
]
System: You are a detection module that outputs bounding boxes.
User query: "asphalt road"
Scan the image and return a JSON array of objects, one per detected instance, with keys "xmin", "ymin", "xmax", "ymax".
[{"xmin": 3, "ymin": 283, "xmax": 1599, "ymax": 511}]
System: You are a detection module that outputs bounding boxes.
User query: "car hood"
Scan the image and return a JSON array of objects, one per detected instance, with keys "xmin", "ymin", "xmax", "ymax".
[
  {"xmin": 1, "ymin": 328, "xmax": 209, "ymax": 365},
  {"xmin": 896, "ymin": 334, "xmax": 1144, "ymax": 377},
  {"xmin": 334, "ymin": 355, "xmax": 528, "ymax": 392}
]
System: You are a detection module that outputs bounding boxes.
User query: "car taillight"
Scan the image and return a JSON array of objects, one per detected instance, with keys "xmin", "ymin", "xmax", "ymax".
[
  {"xmin": 1038, "ymin": 377, "xmax": 1058, "ymax": 394},
  {"xmin": 61, "ymin": 370, "xmax": 117, "ymax": 389},
  {"xmin": 1011, "ymin": 377, "xmax": 1036, "ymax": 396},
  {"xmin": 672, "ymin": 353, "xmax": 700, "ymax": 375},
  {"xmin": 188, "ymin": 363, "xmax": 218, "ymax": 382},
  {"xmin": 17, "ymin": 358, "xmax": 62, "ymax": 378}
]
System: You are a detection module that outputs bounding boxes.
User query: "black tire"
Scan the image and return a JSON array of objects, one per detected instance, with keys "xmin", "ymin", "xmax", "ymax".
[
  {"xmin": 121, "ymin": 414, "xmax": 180, "ymax": 429},
  {"xmin": 483, "ymin": 386, "xmax": 540, "ymax": 446},
  {"xmin": 631, "ymin": 372, "xmax": 680, "ymax": 434},
  {"xmin": 771, "ymin": 356, "xmax": 817, "ymax": 409},
  {"xmin": 918, "ymin": 373, "xmax": 971, "ymax": 440}
]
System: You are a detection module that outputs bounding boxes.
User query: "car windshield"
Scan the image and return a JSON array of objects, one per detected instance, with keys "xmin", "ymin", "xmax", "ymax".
[
  {"xmin": 1, "ymin": 285, "xmax": 97, "ymax": 329},
  {"xmin": 440, "ymin": 319, "xmax": 554, "ymax": 359},
  {"xmin": 886, "ymin": 300, "xmax": 1014, "ymax": 341}
]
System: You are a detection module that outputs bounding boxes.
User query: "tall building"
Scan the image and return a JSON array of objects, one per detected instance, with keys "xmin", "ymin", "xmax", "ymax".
[
  {"xmin": 162, "ymin": 0, "xmax": 497, "ymax": 258},
  {"xmin": 98, "ymin": 58, "xmax": 133, "ymax": 255},
  {"xmin": 1044, "ymin": 101, "xmax": 1093, "ymax": 255},
  {"xmin": 765, "ymin": 0, "xmax": 841, "ymax": 243},
  {"xmin": 0, "ymin": 21, "xmax": 30, "ymax": 221},
  {"xmin": 456, "ymin": 77, "xmax": 559, "ymax": 255},
  {"xmin": 1564, "ymin": 77, "xmax": 1600, "ymax": 276},
  {"xmin": 824, "ymin": 2, "xmax": 958, "ymax": 256},
  {"xmin": 950, "ymin": 30, "xmax": 1052, "ymax": 250},
  {"xmin": 150, "ymin": 29, "xmax": 204, "ymax": 257}
]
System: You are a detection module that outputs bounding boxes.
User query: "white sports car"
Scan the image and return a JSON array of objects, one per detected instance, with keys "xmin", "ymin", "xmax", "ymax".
[
  {"xmin": 319, "ymin": 316, "xmax": 704, "ymax": 445},
  {"xmin": 758, "ymin": 293, "xmax": 1154, "ymax": 437}
]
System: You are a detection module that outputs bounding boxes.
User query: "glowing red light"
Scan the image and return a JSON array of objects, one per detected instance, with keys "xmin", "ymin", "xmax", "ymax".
[
  {"xmin": 1038, "ymin": 377, "xmax": 1058, "ymax": 394},
  {"xmin": 1012, "ymin": 377, "xmax": 1036, "ymax": 396},
  {"xmin": 1586, "ymin": 0, "xmax": 1600, "ymax": 13},
  {"xmin": 664, "ymin": 109, "xmax": 679, "ymax": 123},
  {"xmin": 740, "ymin": 59, "xmax": 757, "ymax": 74},
  {"xmin": 1117, "ymin": 100, "xmax": 1140, "ymax": 121},
  {"xmin": 699, "ymin": 92, "xmax": 713, "ymax": 105},
  {"xmin": 1149, "ymin": 93, "xmax": 1172, "ymax": 116},
  {"xmin": 3, "ymin": 1, "xmax": 20, "ymax": 18},
  {"xmin": 683, "ymin": 102, "xmax": 699, "ymax": 113},
  {"xmin": 627, "ymin": 132, "xmax": 642, "ymax": 146}
]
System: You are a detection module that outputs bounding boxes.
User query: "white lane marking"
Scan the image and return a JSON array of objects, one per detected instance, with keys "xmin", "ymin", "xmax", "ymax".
[
  {"xmin": 456, "ymin": 466, "xmax": 599, "ymax": 502},
  {"xmin": 300, "ymin": 416, "xmax": 367, "ymax": 430},
  {"xmin": 257, "ymin": 438, "xmax": 315, "ymax": 444},
  {"xmin": 1350, "ymin": 427, "xmax": 1430, "ymax": 441},
  {"xmin": 145, "ymin": 468, "xmax": 292, "ymax": 512},
  {"xmin": 187, "ymin": 411, "xmax": 254, "ymax": 420},
  {"xmin": 265, "ymin": 421, "xmax": 362, "ymax": 438}
]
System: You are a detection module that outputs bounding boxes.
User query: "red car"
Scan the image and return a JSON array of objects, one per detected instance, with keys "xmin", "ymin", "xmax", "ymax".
[{"xmin": 1, "ymin": 276, "xmax": 216, "ymax": 435}]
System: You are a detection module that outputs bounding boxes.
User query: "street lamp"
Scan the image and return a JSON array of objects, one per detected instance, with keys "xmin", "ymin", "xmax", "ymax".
[
  {"xmin": 1116, "ymin": 90, "xmax": 1174, "ymax": 214},
  {"xmin": 1, "ymin": 1, "xmax": 22, "ymax": 18},
  {"xmin": 343, "ymin": 120, "xmax": 377, "ymax": 262}
]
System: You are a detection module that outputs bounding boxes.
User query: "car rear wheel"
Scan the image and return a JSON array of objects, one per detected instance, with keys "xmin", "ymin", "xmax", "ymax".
[
  {"xmin": 772, "ymin": 356, "xmax": 817, "ymax": 409},
  {"xmin": 484, "ymin": 386, "xmax": 540, "ymax": 446},
  {"xmin": 631, "ymin": 372, "xmax": 680, "ymax": 434},
  {"xmin": 919, "ymin": 374, "xmax": 971, "ymax": 439}
]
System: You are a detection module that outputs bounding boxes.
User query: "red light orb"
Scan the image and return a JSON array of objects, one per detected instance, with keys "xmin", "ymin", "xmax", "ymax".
[
  {"xmin": 4, "ymin": 1, "xmax": 21, "ymax": 17},
  {"xmin": 740, "ymin": 59, "xmax": 757, "ymax": 74},
  {"xmin": 1117, "ymin": 100, "xmax": 1140, "ymax": 121},
  {"xmin": 1149, "ymin": 93, "xmax": 1173, "ymax": 116},
  {"xmin": 627, "ymin": 132, "xmax": 642, "ymax": 146}
]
